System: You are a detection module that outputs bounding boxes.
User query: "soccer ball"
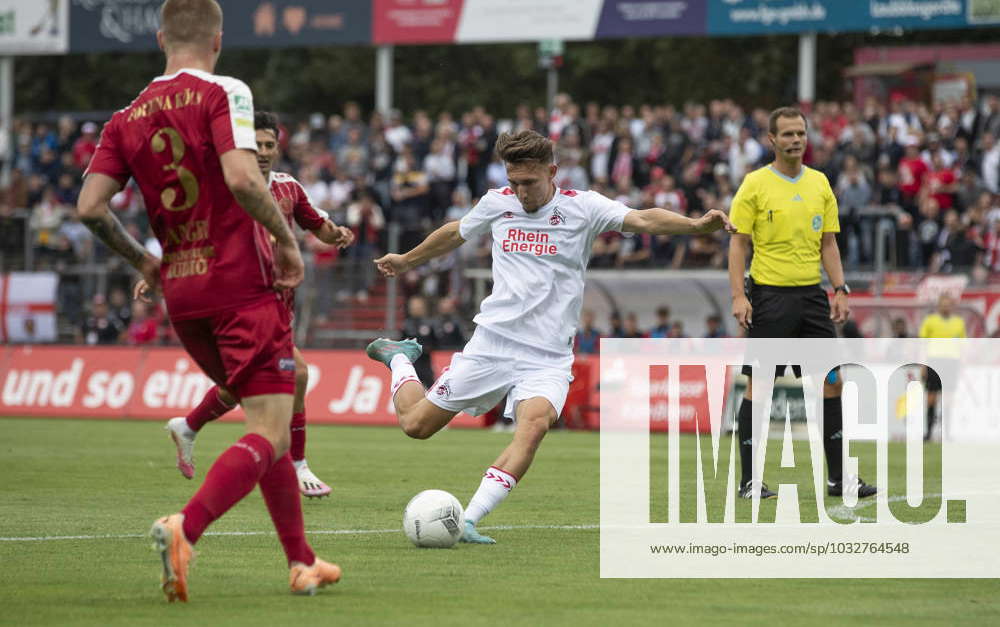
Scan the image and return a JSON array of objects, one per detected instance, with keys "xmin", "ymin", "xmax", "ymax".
[{"xmin": 402, "ymin": 489, "xmax": 464, "ymax": 548}]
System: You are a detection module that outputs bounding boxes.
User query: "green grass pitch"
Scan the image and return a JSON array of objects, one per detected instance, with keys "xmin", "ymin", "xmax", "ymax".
[{"xmin": 0, "ymin": 418, "xmax": 996, "ymax": 626}]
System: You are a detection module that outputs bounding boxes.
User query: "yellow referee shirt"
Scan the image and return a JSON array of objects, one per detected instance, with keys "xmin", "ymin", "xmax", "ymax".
[
  {"xmin": 730, "ymin": 165, "xmax": 840, "ymax": 286},
  {"xmin": 919, "ymin": 313, "xmax": 966, "ymax": 339},
  {"xmin": 920, "ymin": 313, "xmax": 966, "ymax": 358}
]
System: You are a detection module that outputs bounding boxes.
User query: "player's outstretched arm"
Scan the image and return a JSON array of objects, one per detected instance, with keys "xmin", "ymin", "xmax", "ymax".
[
  {"xmin": 312, "ymin": 220, "xmax": 354, "ymax": 248},
  {"xmin": 78, "ymin": 173, "xmax": 161, "ymax": 293},
  {"xmin": 622, "ymin": 208, "xmax": 736, "ymax": 235},
  {"xmin": 374, "ymin": 220, "xmax": 465, "ymax": 278},
  {"xmin": 220, "ymin": 149, "xmax": 303, "ymax": 290}
]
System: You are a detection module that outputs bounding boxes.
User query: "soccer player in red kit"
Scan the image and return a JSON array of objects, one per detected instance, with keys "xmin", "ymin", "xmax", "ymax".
[
  {"xmin": 77, "ymin": 0, "xmax": 340, "ymax": 602},
  {"xmin": 153, "ymin": 110, "xmax": 353, "ymax": 497}
]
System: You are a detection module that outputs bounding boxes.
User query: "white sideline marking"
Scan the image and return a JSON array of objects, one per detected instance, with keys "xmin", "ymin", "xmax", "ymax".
[
  {"xmin": 0, "ymin": 524, "xmax": 600, "ymax": 543},
  {"xmin": 2, "ymin": 495, "xmax": 965, "ymax": 542}
]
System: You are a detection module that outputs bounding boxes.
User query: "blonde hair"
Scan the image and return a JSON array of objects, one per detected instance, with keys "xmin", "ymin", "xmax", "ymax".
[
  {"xmin": 160, "ymin": 0, "xmax": 222, "ymax": 48},
  {"xmin": 494, "ymin": 130, "xmax": 553, "ymax": 165}
]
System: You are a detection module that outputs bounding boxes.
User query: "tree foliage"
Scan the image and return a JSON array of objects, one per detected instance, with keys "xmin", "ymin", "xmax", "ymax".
[{"xmin": 13, "ymin": 28, "xmax": 999, "ymax": 119}]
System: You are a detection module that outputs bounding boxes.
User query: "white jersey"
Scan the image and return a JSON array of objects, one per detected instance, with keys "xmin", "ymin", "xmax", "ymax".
[{"xmin": 459, "ymin": 187, "xmax": 630, "ymax": 354}]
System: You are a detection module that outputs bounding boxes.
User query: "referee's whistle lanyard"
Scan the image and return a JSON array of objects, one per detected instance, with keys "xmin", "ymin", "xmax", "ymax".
[{"xmin": 767, "ymin": 210, "xmax": 773, "ymax": 222}]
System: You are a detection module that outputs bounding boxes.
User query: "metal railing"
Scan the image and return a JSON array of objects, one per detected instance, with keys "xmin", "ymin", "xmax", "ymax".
[{"xmin": 7, "ymin": 207, "xmax": 982, "ymax": 346}]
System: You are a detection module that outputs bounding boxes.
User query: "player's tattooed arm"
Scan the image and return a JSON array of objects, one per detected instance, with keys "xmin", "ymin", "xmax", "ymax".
[
  {"xmin": 220, "ymin": 149, "xmax": 296, "ymax": 246},
  {"xmin": 81, "ymin": 211, "xmax": 148, "ymax": 267},
  {"xmin": 77, "ymin": 173, "xmax": 155, "ymax": 269},
  {"xmin": 235, "ymin": 184, "xmax": 297, "ymax": 244},
  {"xmin": 78, "ymin": 172, "xmax": 162, "ymax": 294},
  {"xmin": 220, "ymin": 150, "xmax": 304, "ymax": 290}
]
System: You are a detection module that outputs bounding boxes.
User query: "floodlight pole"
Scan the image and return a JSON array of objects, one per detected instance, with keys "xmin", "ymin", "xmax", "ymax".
[
  {"xmin": 798, "ymin": 32, "xmax": 816, "ymax": 113},
  {"xmin": 376, "ymin": 44, "xmax": 393, "ymax": 115},
  {"xmin": 1, "ymin": 56, "xmax": 12, "ymax": 186}
]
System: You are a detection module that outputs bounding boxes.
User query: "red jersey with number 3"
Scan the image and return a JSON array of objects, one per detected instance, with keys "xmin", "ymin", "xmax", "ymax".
[
  {"xmin": 86, "ymin": 68, "xmax": 276, "ymax": 321},
  {"xmin": 268, "ymin": 170, "xmax": 326, "ymax": 313}
]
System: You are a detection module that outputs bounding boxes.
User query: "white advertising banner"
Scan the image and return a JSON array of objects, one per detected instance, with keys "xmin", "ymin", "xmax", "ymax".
[
  {"xmin": 455, "ymin": 0, "xmax": 604, "ymax": 42},
  {"xmin": 0, "ymin": 0, "xmax": 69, "ymax": 55}
]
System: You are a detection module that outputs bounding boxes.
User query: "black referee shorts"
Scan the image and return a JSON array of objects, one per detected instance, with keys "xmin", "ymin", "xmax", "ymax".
[{"xmin": 742, "ymin": 279, "xmax": 837, "ymax": 378}]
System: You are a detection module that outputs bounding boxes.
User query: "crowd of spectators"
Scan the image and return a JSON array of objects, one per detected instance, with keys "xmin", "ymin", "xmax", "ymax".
[
  {"xmin": 4, "ymin": 92, "xmax": 1000, "ymax": 342},
  {"xmin": 573, "ymin": 306, "xmax": 725, "ymax": 354}
]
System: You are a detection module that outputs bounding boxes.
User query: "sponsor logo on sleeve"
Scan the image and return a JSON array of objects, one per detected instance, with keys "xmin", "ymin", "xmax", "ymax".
[{"xmin": 234, "ymin": 94, "xmax": 252, "ymax": 116}]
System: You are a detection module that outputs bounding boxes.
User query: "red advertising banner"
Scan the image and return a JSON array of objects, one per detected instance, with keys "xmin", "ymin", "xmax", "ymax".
[
  {"xmin": 0, "ymin": 346, "xmax": 725, "ymax": 432},
  {"xmin": 573, "ymin": 357, "xmax": 725, "ymax": 433},
  {"xmin": 373, "ymin": 0, "xmax": 464, "ymax": 45},
  {"xmin": 0, "ymin": 346, "xmax": 483, "ymax": 428}
]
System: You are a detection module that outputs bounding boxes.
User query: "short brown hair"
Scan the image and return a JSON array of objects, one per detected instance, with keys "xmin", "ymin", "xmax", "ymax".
[
  {"xmin": 160, "ymin": 0, "xmax": 222, "ymax": 48},
  {"xmin": 495, "ymin": 130, "xmax": 553, "ymax": 165},
  {"xmin": 768, "ymin": 106, "xmax": 807, "ymax": 135}
]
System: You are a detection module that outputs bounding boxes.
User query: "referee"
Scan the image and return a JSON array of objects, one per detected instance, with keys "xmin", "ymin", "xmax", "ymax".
[
  {"xmin": 728, "ymin": 106, "xmax": 877, "ymax": 500},
  {"xmin": 918, "ymin": 293, "xmax": 966, "ymax": 441}
]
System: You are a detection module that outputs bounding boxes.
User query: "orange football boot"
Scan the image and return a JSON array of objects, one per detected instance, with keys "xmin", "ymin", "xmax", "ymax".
[
  {"xmin": 289, "ymin": 558, "xmax": 342, "ymax": 595},
  {"xmin": 150, "ymin": 513, "xmax": 194, "ymax": 602}
]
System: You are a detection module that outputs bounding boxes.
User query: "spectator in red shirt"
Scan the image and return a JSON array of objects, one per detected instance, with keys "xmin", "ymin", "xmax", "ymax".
[
  {"xmin": 924, "ymin": 151, "xmax": 958, "ymax": 211},
  {"xmin": 898, "ymin": 142, "xmax": 927, "ymax": 210},
  {"xmin": 72, "ymin": 121, "xmax": 99, "ymax": 171},
  {"xmin": 127, "ymin": 301, "xmax": 159, "ymax": 345},
  {"xmin": 982, "ymin": 217, "xmax": 1000, "ymax": 273}
]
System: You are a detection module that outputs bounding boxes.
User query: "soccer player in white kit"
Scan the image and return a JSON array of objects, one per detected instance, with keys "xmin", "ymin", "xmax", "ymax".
[{"xmin": 367, "ymin": 130, "xmax": 735, "ymax": 543}]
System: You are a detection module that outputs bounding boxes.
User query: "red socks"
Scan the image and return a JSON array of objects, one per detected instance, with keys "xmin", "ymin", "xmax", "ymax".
[
  {"xmin": 179, "ymin": 434, "xmax": 315, "ymax": 566},
  {"xmin": 186, "ymin": 390, "xmax": 305, "ymax": 465},
  {"xmin": 181, "ymin": 433, "xmax": 274, "ymax": 543},
  {"xmin": 186, "ymin": 386, "xmax": 236, "ymax": 432},
  {"xmin": 290, "ymin": 412, "xmax": 306, "ymax": 462},
  {"xmin": 259, "ymin": 453, "xmax": 315, "ymax": 566}
]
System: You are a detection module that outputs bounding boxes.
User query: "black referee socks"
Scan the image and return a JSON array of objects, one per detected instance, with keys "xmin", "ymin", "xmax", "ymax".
[
  {"xmin": 738, "ymin": 395, "xmax": 845, "ymax": 488},
  {"xmin": 823, "ymin": 396, "xmax": 844, "ymax": 483},
  {"xmin": 737, "ymin": 398, "xmax": 753, "ymax": 486}
]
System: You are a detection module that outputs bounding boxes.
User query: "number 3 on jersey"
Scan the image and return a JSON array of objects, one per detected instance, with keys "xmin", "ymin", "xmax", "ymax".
[{"xmin": 151, "ymin": 127, "xmax": 199, "ymax": 212}]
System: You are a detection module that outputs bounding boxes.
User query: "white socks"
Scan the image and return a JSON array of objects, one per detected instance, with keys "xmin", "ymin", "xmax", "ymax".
[
  {"xmin": 389, "ymin": 354, "xmax": 420, "ymax": 397},
  {"xmin": 465, "ymin": 466, "xmax": 518, "ymax": 524}
]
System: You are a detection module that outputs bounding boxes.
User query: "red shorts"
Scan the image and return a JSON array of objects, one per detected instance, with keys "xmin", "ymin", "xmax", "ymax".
[
  {"xmin": 171, "ymin": 297, "xmax": 295, "ymax": 399},
  {"xmin": 281, "ymin": 288, "xmax": 295, "ymax": 318}
]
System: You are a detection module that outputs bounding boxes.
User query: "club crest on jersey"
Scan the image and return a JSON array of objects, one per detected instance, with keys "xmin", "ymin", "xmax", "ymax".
[
  {"xmin": 549, "ymin": 208, "xmax": 566, "ymax": 226},
  {"xmin": 502, "ymin": 211, "xmax": 515, "ymax": 219},
  {"xmin": 435, "ymin": 380, "xmax": 452, "ymax": 398}
]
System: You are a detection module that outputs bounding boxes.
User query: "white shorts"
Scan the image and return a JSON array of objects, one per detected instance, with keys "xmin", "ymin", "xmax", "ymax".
[{"xmin": 426, "ymin": 326, "xmax": 574, "ymax": 419}]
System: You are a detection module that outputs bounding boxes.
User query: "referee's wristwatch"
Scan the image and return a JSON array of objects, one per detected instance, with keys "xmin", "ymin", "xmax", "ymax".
[{"xmin": 833, "ymin": 284, "xmax": 851, "ymax": 295}]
